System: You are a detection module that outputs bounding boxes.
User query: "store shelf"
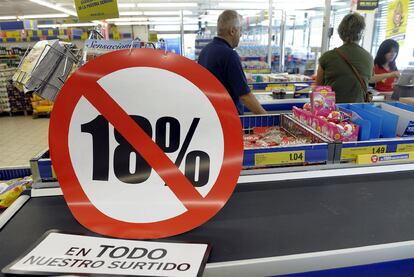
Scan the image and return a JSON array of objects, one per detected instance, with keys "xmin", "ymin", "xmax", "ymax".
[{"xmin": 241, "ymin": 114, "xmax": 335, "ymax": 168}]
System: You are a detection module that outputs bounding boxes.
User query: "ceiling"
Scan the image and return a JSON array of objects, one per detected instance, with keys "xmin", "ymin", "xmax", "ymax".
[{"xmin": 0, "ymin": 0, "xmax": 351, "ymax": 29}]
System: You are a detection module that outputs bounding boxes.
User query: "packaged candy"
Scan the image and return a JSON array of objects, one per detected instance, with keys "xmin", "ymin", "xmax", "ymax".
[
  {"xmin": 311, "ymin": 86, "xmax": 336, "ymax": 117},
  {"xmin": 303, "ymin": 102, "xmax": 311, "ymax": 111},
  {"xmin": 0, "ymin": 176, "xmax": 32, "ymax": 209},
  {"xmin": 327, "ymin": 111, "xmax": 342, "ymax": 123}
]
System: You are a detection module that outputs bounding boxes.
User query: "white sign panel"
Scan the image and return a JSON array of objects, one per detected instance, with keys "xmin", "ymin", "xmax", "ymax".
[{"xmin": 3, "ymin": 231, "xmax": 210, "ymax": 277}]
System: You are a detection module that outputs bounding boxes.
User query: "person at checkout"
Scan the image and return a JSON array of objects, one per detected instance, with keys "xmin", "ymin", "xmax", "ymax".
[
  {"xmin": 198, "ymin": 10, "xmax": 266, "ymax": 115},
  {"xmin": 370, "ymin": 39, "xmax": 400, "ymax": 97}
]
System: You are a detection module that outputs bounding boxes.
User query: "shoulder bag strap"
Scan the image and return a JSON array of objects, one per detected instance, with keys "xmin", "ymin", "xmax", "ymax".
[{"xmin": 334, "ymin": 48, "xmax": 368, "ymax": 95}]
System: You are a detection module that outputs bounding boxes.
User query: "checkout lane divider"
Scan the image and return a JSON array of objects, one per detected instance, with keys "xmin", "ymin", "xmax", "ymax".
[{"xmin": 29, "ymin": 163, "xmax": 414, "ymax": 198}]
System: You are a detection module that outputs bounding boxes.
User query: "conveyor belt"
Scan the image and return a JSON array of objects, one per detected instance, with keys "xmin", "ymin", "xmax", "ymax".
[{"xmin": 1, "ymin": 170, "xmax": 414, "ymax": 276}]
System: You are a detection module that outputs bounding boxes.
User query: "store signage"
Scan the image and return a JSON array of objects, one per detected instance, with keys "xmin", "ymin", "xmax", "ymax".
[
  {"xmin": 48, "ymin": 49, "xmax": 243, "ymax": 239},
  {"xmin": 74, "ymin": 0, "xmax": 119, "ymax": 22},
  {"xmin": 397, "ymin": 143, "xmax": 414, "ymax": 152},
  {"xmin": 357, "ymin": 0, "xmax": 379, "ymax": 10},
  {"xmin": 3, "ymin": 231, "xmax": 210, "ymax": 277},
  {"xmin": 83, "ymin": 39, "xmax": 141, "ymax": 62},
  {"xmin": 386, "ymin": 0, "xmax": 409, "ymax": 44},
  {"xmin": 341, "ymin": 145, "xmax": 387, "ymax": 161},
  {"xmin": 356, "ymin": 152, "xmax": 414, "ymax": 165},
  {"xmin": 255, "ymin": 151, "xmax": 305, "ymax": 166}
]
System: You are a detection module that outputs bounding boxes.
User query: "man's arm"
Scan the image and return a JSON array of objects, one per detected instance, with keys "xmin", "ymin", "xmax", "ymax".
[{"xmin": 240, "ymin": 93, "xmax": 267, "ymax": 114}]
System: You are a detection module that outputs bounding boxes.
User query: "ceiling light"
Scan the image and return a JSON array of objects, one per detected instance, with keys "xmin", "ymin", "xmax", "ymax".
[
  {"xmin": 61, "ymin": 22, "xmax": 99, "ymax": 27},
  {"xmin": 137, "ymin": 2, "xmax": 198, "ymax": 8},
  {"xmin": 106, "ymin": 17, "xmax": 149, "ymax": 22},
  {"xmin": 119, "ymin": 11, "xmax": 143, "ymax": 16},
  {"xmin": 0, "ymin": 16, "xmax": 18, "ymax": 20},
  {"xmin": 114, "ymin": 21, "xmax": 182, "ymax": 26},
  {"xmin": 143, "ymin": 11, "xmax": 192, "ymax": 16},
  {"xmin": 29, "ymin": 0, "xmax": 77, "ymax": 16},
  {"xmin": 19, "ymin": 13, "xmax": 69, "ymax": 19},
  {"xmin": 37, "ymin": 24, "xmax": 59, "ymax": 28},
  {"xmin": 118, "ymin": 3, "xmax": 136, "ymax": 8},
  {"xmin": 218, "ymin": 2, "xmax": 268, "ymax": 9},
  {"xmin": 38, "ymin": 22, "xmax": 99, "ymax": 28}
]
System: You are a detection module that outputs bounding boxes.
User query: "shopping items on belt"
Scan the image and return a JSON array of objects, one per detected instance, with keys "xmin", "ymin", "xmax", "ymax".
[{"xmin": 0, "ymin": 176, "xmax": 32, "ymax": 209}]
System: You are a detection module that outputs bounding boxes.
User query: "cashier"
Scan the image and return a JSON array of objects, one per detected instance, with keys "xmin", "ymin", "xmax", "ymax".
[
  {"xmin": 198, "ymin": 10, "xmax": 266, "ymax": 115},
  {"xmin": 370, "ymin": 39, "xmax": 400, "ymax": 92}
]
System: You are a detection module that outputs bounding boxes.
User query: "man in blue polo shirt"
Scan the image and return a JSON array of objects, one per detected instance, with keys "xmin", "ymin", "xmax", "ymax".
[{"xmin": 198, "ymin": 10, "xmax": 266, "ymax": 115}]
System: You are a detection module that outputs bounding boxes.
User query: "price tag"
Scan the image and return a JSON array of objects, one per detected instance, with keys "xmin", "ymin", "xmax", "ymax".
[
  {"xmin": 341, "ymin": 145, "xmax": 387, "ymax": 161},
  {"xmin": 397, "ymin": 143, "xmax": 414, "ymax": 153},
  {"xmin": 255, "ymin": 151, "xmax": 305, "ymax": 166},
  {"xmin": 356, "ymin": 152, "xmax": 414, "ymax": 165}
]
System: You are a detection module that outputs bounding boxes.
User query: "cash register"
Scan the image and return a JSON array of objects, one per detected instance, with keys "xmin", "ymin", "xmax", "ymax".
[{"xmin": 392, "ymin": 68, "xmax": 414, "ymax": 100}]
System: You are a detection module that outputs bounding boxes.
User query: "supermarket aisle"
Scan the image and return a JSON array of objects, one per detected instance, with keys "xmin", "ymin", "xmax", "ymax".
[{"xmin": 0, "ymin": 116, "xmax": 49, "ymax": 167}]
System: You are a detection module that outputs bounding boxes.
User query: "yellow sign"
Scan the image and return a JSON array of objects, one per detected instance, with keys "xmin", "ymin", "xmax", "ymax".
[
  {"xmin": 356, "ymin": 152, "xmax": 414, "ymax": 165},
  {"xmin": 265, "ymin": 84, "xmax": 295, "ymax": 91},
  {"xmin": 244, "ymin": 69, "xmax": 271, "ymax": 74},
  {"xmin": 386, "ymin": 0, "xmax": 409, "ymax": 44},
  {"xmin": 397, "ymin": 143, "xmax": 414, "ymax": 152},
  {"xmin": 341, "ymin": 145, "xmax": 387, "ymax": 161},
  {"xmin": 255, "ymin": 151, "xmax": 305, "ymax": 166},
  {"xmin": 149, "ymin": 32, "xmax": 158, "ymax": 43},
  {"xmin": 74, "ymin": 0, "xmax": 119, "ymax": 22}
]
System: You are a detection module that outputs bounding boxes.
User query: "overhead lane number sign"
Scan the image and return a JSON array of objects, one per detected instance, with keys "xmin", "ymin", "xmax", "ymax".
[{"xmin": 48, "ymin": 49, "xmax": 244, "ymax": 239}]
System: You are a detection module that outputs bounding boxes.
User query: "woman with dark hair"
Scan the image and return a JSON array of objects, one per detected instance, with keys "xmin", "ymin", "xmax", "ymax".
[
  {"xmin": 316, "ymin": 13, "xmax": 373, "ymax": 103},
  {"xmin": 371, "ymin": 39, "xmax": 400, "ymax": 92}
]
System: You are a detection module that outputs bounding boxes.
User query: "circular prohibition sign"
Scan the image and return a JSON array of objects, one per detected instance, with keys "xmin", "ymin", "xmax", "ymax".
[{"xmin": 49, "ymin": 49, "xmax": 244, "ymax": 239}]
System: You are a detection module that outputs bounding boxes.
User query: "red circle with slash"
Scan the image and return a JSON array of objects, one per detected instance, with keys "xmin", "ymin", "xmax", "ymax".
[{"xmin": 49, "ymin": 49, "xmax": 244, "ymax": 239}]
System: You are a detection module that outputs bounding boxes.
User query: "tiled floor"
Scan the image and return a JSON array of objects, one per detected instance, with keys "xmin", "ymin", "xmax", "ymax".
[{"xmin": 0, "ymin": 115, "xmax": 49, "ymax": 167}]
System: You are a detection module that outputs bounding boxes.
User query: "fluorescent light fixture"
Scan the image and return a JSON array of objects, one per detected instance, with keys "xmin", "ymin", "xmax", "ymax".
[
  {"xmin": 106, "ymin": 17, "xmax": 149, "ymax": 22},
  {"xmin": 218, "ymin": 2, "xmax": 268, "ymax": 9},
  {"xmin": 114, "ymin": 21, "xmax": 182, "ymax": 26},
  {"xmin": 29, "ymin": 0, "xmax": 77, "ymax": 16},
  {"xmin": 61, "ymin": 22, "xmax": 99, "ymax": 27},
  {"xmin": 118, "ymin": 3, "xmax": 136, "ymax": 8},
  {"xmin": 143, "ymin": 10, "xmax": 192, "ymax": 16},
  {"xmin": 137, "ymin": 2, "xmax": 198, "ymax": 8},
  {"xmin": 19, "ymin": 13, "xmax": 69, "ymax": 19},
  {"xmin": 37, "ymin": 24, "xmax": 59, "ymax": 28},
  {"xmin": 150, "ymin": 24, "xmax": 198, "ymax": 31},
  {"xmin": 146, "ymin": 17, "xmax": 181, "ymax": 21},
  {"xmin": 0, "ymin": 16, "xmax": 18, "ymax": 20},
  {"xmin": 38, "ymin": 22, "xmax": 99, "ymax": 28},
  {"xmin": 119, "ymin": 11, "xmax": 143, "ymax": 16}
]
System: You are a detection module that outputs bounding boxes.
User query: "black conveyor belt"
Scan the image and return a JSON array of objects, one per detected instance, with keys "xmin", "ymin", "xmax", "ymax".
[{"xmin": 1, "ymin": 170, "xmax": 414, "ymax": 275}]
